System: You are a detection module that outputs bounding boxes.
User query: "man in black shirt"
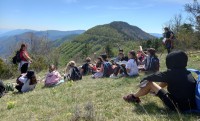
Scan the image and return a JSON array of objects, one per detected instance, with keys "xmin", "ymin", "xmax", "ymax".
[
  {"xmin": 123, "ymin": 51, "xmax": 197, "ymax": 112},
  {"xmin": 164, "ymin": 27, "xmax": 174, "ymax": 54}
]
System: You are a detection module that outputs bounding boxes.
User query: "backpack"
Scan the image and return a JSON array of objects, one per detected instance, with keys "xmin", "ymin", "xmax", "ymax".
[
  {"xmin": 103, "ymin": 62, "xmax": 113, "ymax": 77},
  {"xmin": 147, "ymin": 56, "xmax": 159, "ymax": 72},
  {"xmin": 187, "ymin": 69, "xmax": 200, "ymax": 111},
  {"xmin": 12, "ymin": 51, "xmax": 21, "ymax": 64},
  {"xmin": 0, "ymin": 80, "xmax": 6, "ymax": 98},
  {"xmin": 69, "ymin": 67, "xmax": 82, "ymax": 81}
]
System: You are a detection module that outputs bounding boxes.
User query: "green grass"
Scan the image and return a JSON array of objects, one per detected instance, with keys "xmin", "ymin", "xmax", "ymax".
[{"xmin": 0, "ymin": 52, "xmax": 200, "ymax": 121}]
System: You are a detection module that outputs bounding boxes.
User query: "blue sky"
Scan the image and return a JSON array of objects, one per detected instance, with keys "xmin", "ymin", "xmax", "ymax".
[{"xmin": 0, "ymin": 0, "xmax": 193, "ymax": 33}]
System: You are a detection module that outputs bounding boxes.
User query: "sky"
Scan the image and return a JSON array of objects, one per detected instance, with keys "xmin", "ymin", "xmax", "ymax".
[{"xmin": 0, "ymin": 0, "xmax": 194, "ymax": 33}]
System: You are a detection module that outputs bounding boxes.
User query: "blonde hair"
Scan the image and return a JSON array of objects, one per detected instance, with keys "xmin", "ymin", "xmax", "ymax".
[{"xmin": 66, "ymin": 61, "xmax": 76, "ymax": 72}]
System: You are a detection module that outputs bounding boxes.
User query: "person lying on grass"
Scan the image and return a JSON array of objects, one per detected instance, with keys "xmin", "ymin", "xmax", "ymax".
[{"xmin": 123, "ymin": 50, "xmax": 197, "ymax": 112}]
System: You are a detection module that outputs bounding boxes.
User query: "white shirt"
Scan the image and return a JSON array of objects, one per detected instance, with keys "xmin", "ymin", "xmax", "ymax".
[
  {"xmin": 19, "ymin": 76, "xmax": 36, "ymax": 92},
  {"xmin": 125, "ymin": 59, "xmax": 138, "ymax": 76}
]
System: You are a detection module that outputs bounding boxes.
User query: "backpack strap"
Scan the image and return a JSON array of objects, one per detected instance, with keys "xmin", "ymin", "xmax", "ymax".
[{"xmin": 187, "ymin": 69, "xmax": 200, "ymax": 80}]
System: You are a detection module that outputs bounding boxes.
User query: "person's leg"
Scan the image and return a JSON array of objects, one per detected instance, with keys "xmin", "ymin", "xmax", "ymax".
[
  {"xmin": 20, "ymin": 63, "xmax": 28, "ymax": 74},
  {"xmin": 123, "ymin": 82, "xmax": 161, "ymax": 103},
  {"xmin": 134, "ymin": 81, "xmax": 161, "ymax": 97},
  {"xmin": 159, "ymin": 82, "xmax": 167, "ymax": 88}
]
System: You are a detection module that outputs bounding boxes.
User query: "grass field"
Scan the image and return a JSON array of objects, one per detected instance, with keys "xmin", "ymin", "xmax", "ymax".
[{"xmin": 0, "ymin": 52, "xmax": 200, "ymax": 121}]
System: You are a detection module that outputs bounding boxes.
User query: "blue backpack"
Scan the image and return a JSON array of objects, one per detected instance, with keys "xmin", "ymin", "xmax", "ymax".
[{"xmin": 187, "ymin": 69, "xmax": 200, "ymax": 112}]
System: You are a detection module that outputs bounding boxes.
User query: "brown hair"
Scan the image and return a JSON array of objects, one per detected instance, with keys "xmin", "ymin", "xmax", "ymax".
[
  {"xmin": 147, "ymin": 48, "xmax": 156, "ymax": 56},
  {"xmin": 20, "ymin": 44, "xmax": 26, "ymax": 51},
  {"xmin": 129, "ymin": 50, "xmax": 138, "ymax": 65}
]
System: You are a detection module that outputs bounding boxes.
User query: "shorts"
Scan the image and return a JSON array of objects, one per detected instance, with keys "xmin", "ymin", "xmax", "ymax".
[{"xmin": 156, "ymin": 89, "xmax": 196, "ymax": 111}]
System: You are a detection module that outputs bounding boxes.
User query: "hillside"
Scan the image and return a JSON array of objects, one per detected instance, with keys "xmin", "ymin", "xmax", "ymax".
[
  {"xmin": 0, "ymin": 30, "xmax": 85, "ymax": 58},
  {"xmin": 0, "ymin": 53, "xmax": 199, "ymax": 121},
  {"xmin": 59, "ymin": 21, "xmax": 155, "ymax": 65}
]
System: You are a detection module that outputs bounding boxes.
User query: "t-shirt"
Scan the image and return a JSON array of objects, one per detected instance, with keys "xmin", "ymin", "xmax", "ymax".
[
  {"xmin": 125, "ymin": 59, "xmax": 138, "ymax": 76},
  {"xmin": 19, "ymin": 76, "xmax": 36, "ymax": 92},
  {"xmin": 81, "ymin": 63, "xmax": 89, "ymax": 75}
]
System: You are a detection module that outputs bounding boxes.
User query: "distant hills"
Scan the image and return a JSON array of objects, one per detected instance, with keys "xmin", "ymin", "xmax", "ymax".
[
  {"xmin": 59, "ymin": 21, "xmax": 156, "ymax": 64},
  {"xmin": 149, "ymin": 33, "xmax": 163, "ymax": 38},
  {"xmin": 0, "ymin": 29, "xmax": 85, "ymax": 58}
]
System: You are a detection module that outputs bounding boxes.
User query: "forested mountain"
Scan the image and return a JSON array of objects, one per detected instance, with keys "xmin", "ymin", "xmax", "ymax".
[
  {"xmin": 59, "ymin": 21, "xmax": 155, "ymax": 64},
  {"xmin": 0, "ymin": 30, "xmax": 84, "ymax": 58}
]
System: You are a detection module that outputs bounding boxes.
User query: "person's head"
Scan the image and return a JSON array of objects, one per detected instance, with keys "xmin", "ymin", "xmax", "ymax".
[
  {"xmin": 128, "ymin": 50, "xmax": 138, "ymax": 65},
  {"xmin": 147, "ymin": 48, "xmax": 156, "ymax": 56},
  {"xmin": 67, "ymin": 61, "xmax": 76, "ymax": 67},
  {"xmin": 85, "ymin": 57, "xmax": 91, "ymax": 63},
  {"xmin": 119, "ymin": 49, "xmax": 124, "ymax": 54},
  {"xmin": 26, "ymin": 70, "xmax": 37, "ymax": 84},
  {"xmin": 166, "ymin": 51, "xmax": 188, "ymax": 69},
  {"xmin": 118, "ymin": 53, "xmax": 124, "ymax": 59},
  {"xmin": 97, "ymin": 57, "xmax": 103, "ymax": 63},
  {"xmin": 100, "ymin": 54, "xmax": 108, "ymax": 61},
  {"xmin": 128, "ymin": 50, "xmax": 136, "ymax": 59},
  {"xmin": 20, "ymin": 44, "xmax": 27, "ymax": 51},
  {"xmin": 49, "ymin": 64, "xmax": 56, "ymax": 73},
  {"xmin": 164, "ymin": 27, "xmax": 169, "ymax": 32}
]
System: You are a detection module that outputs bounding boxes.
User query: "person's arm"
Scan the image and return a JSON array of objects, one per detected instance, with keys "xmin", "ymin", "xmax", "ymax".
[
  {"xmin": 139, "ymin": 46, "xmax": 147, "ymax": 57},
  {"xmin": 169, "ymin": 32, "xmax": 174, "ymax": 40},
  {"xmin": 141, "ymin": 71, "xmax": 168, "ymax": 83},
  {"xmin": 23, "ymin": 51, "xmax": 32, "ymax": 62}
]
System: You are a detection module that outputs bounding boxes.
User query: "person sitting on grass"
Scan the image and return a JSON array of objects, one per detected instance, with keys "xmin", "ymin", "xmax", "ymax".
[
  {"xmin": 138, "ymin": 47, "xmax": 159, "ymax": 73},
  {"xmin": 15, "ymin": 70, "xmax": 37, "ymax": 93},
  {"xmin": 92, "ymin": 56, "xmax": 104, "ymax": 78},
  {"xmin": 44, "ymin": 64, "xmax": 64, "ymax": 87},
  {"xmin": 64, "ymin": 61, "xmax": 82, "ymax": 81},
  {"xmin": 123, "ymin": 51, "xmax": 197, "ymax": 112},
  {"xmin": 80, "ymin": 57, "xmax": 96, "ymax": 75}
]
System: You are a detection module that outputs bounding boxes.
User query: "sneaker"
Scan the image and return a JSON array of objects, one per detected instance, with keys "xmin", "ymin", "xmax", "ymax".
[
  {"xmin": 123, "ymin": 94, "xmax": 141, "ymax": 103},
  {"xmin": 110, "ymin": 74, "xmax": 118, "ymax": 79}
]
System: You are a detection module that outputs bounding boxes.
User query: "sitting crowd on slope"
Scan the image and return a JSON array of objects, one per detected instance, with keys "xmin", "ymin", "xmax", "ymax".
[{"xmin": 0, "ymin": 42, "xmax": 199, "ymax": 113}]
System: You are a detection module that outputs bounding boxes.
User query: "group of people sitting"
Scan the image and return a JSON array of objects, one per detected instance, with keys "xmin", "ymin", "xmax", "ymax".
[
  {"xmin": 0, "ymin": 43, "xmax": 199, "ymax": 113},
  {"xmin": 7, "ymin": 45, "xmax": 160, "ymax": 93}
]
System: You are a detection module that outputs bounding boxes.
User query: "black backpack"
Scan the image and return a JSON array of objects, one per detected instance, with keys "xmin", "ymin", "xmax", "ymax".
[
  {"xmin": 147, "ymin": 56, "xmax": 159, "ymax": 72},
  {"xmin": 69, "ymin": 67, "xmax": 82, "ymax": 81},
  {"xmin": 0, "ymin": 80, "xmax": 6, "ymax": 98},
  {"xmin": 12, "ymin": 51, "xmax": 21, "ymax": 64}
]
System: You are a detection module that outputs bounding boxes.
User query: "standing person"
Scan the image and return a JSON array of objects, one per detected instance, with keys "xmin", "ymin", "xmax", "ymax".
[
  {"xmin": 123, "ymin": 51, "xmax": 197, "ymax": 112},
  {"xmin": 163, "ymin": 27, "xmax": 175, "ymax": 54},
  {"xmin": 19, "ymin": 44, "xmax": 33, "ymax": 74}
]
